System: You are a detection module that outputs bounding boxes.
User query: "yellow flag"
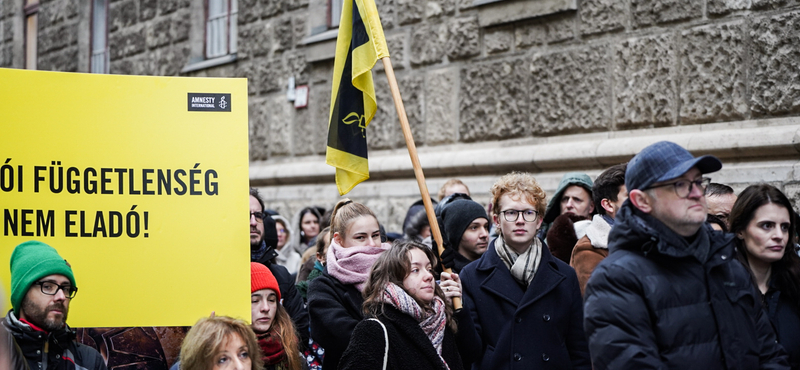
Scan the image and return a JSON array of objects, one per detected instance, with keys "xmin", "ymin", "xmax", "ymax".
[{"xmin": 325, "ymin": 0, "xmax": 389, "ymax": 195}]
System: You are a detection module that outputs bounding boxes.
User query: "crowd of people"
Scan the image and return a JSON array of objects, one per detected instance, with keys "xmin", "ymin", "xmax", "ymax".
[{"xmin": 3, "ymin": 140, "xmax": 800, "ymax": 370}]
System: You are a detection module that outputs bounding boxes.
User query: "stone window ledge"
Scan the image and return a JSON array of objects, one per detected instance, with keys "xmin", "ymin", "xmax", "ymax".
[
  {"xmin": 181, "ymin": 54, "xmax": 238, "ymax": 74},
  {"xmin": 475, "ymin": 0, "xmax": 577, "ymax": 27},
  {"xmin": 303, "ymin": 29, "xmax": 339, "ymax": 44},
  {"xmin": 302, "ymin": 29, "xmax": 339, "ymax": 63}
]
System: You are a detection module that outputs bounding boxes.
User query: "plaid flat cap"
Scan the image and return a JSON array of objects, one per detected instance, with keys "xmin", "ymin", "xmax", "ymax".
[{"xmin": 626, "ymin": 141, "xmax": 722, "ymax": 191}]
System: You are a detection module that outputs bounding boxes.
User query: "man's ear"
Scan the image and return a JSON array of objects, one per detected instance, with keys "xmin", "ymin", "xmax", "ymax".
[
  {"xmin": 628, "ymin": 189, "xmax": 653, "ymax": 214},
  {"xmin": 601, "ymin": 198, "xmax": 614, "ymax": 215}
]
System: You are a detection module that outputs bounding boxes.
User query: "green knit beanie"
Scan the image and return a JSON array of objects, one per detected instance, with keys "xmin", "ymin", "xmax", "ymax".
[{"xmin": 10, "ymin": 241, "xmax": 76, "ymax": 315}]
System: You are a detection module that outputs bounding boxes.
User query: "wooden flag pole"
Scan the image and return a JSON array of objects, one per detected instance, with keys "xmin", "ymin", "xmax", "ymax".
[{"xmin": 381, "ymin": 57, "xmax": 461, "ymax": 310}]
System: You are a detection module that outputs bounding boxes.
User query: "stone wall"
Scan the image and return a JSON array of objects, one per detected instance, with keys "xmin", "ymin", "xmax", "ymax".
[
  {"xmin": 250, "ymin": 1, "xmax": 800, "ymax": 233},
  {"xmin": 2, "ymin": 0, "xmax": 800, "ymax": 233},
  {"xmin": 35, "ymin": 0, "xmax": 80, "ymax": 71},
  {"xmin": 107, "ymin": 0, "xmax": 191, "ymax": 76},
  {"xmin": 0, "ymin": 0, "xmax": 17, "ymax": 67}
]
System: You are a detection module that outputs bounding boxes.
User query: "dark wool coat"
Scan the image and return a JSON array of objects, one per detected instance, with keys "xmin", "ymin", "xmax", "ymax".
[
  {"xmin": 307, "ymin": 269, "xmax": 364, "ymax": 370},
  {"xmin": 460, "ymin": 239, "xmax": 591, "ymax": 370},
  {"xmin": 3, "ymin": 311, "xmax": 107, "ymax": 370},
  {"xmin": 584, "ymin": 203, "xmax": 789, "ymax": 370},
  {"xmin": 339, "ymin": 306, "xmax": 464, "ymax": 370},
  {"xmin": 764, "ymin": 282, "xmax": 800, "ymax": 369}
]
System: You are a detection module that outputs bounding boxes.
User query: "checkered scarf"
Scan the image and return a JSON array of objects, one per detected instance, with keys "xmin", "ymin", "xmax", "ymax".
[{"xmin": 495, "ymin": 235, "xmax": 543, "ymax": 286}]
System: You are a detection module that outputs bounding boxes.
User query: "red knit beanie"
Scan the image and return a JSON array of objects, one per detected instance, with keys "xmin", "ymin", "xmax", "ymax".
[{"xmin": 250, "ymin": 262, "xmax": 281, "ymax": 300}]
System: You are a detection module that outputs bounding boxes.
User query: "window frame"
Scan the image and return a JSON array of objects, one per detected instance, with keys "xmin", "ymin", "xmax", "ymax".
[
  {"xmin": 328, "ymin": 0, "xmax": 343, "ymax": 29},
  {"xmin": 204, "ymin": 0, "xmax": 238, "ymax": 59},
  {"xmin": 23, "ymin": 0, "xmax": 39, "ymax": 70},
  {"xmin": 89, "ymin": 0, "xmax": 109, "ymax": 74}
]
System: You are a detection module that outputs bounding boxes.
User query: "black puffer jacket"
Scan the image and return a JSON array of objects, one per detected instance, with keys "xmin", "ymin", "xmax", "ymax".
[
  {"xmin": 584, "ymin": 203, "xmax": 789, "ymax": 370},
  {"xmin": 339, "ymin": 306, "xmax": 465, "ymax": 370},
  {"xmin": 3, "ymin": 311, "xmax": 107, "ymax": 370}
]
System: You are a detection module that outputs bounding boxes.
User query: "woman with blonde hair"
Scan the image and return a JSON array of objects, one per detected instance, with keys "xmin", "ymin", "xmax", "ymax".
[
  {"xmin": 179, "ymin": 315, "xmax": 263, "ymax": 370},
  {"xmin": 307, "ymin": 199, "xmax": 390, "ymax": 370}
]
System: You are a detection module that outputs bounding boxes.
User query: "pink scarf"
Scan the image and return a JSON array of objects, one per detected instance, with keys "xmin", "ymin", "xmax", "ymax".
[{"xmin": 326, "ymin": 239, "xmax": 390, "ymax": 291}]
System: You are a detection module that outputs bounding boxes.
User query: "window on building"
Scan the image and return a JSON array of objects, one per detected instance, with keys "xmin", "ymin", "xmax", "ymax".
[
  {"xmin": 329, "ymin": 0, "xmax": 343, "ymax": 28},
  {"xmin": 300, "ymin": 0, "xmax": 343, "ymax": 63},
  {"xmin": 91, "ymin": 0, "xmax": 109, "ymax": 74},
  {"xmin": 24, "ymin": 0, "xmax": 38, "ymax": 70},
  {"xmin": 206, "ymin": 0, "xmax": 237, "ymax": 59}
]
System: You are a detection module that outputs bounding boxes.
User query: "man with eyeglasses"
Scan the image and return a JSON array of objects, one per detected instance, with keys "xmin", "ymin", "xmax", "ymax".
[
  {"xmin": 249, "ymin": 188, "xmax": 308, "ymax": 349},
  {"xmin": 460, "ymin": 172, "xmax": 590, "ymax": 370},
  {"xmin": 3, "ymin": 240, "xmax": 107, "ymax": 370},
  {"xmin": 584, "ymin": 141, "xmax": 789, "ymax": 369}
]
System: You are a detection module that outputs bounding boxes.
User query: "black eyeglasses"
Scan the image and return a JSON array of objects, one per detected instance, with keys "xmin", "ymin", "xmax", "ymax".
[
  {"xmin": 250, "ymin": 212, "xmax": 265, "ymax": 223},
  {"xmin": 501, "ymin": 209, "xmax": 539, "ymax": 222},
  {"xmin": 34, "ymin": 281, "xmax": 78, "ymax": 299},
  {"xmin": 647, "ymin": 177, "xmax": 711, "ymax": 199}
]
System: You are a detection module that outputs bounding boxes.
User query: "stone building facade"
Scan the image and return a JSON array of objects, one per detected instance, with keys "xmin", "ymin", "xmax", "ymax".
[{"xmin": 2, "ymin": 0, "xmax": 799, "ymax": 233}]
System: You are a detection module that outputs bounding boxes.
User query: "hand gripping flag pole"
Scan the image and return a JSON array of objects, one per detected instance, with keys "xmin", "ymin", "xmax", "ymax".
[{"xmin": 325, "ymin": 0, "xmax": 461, "ymax": 310}]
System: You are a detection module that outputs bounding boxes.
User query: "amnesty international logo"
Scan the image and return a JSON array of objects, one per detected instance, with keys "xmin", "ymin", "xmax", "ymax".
[{"xmin": 187, "ymin": 93, "xmax": 232, "ymax": 112}]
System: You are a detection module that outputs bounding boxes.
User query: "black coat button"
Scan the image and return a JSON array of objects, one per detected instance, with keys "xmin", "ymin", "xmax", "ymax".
[
  {"xmin": 514, "ymin": 353, "xmax": 522, "ymax": 361},
  {"xmin": 542, "ymin": 314, "xmax": 551, "ymax": 321},
  {"xmin": 515, "ymin": 317, "xmax": 522, "ymax": 323},
  {"xmin": 543, "ymin": 353, "xmax": 550, "ymax": 361}
]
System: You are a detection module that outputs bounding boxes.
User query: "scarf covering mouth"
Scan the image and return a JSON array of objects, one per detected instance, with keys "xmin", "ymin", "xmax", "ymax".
[{"xmin": 326, "ymin": 239, "xmax": 391, "ymax": 291}]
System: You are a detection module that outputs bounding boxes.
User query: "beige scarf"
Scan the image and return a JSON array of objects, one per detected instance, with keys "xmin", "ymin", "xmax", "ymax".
[{"xmin": 495, "ymin": 235, "xmax": 543, "ymax": 286}]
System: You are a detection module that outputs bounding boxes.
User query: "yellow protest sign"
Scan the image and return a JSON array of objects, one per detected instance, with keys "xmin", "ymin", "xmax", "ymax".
[{"xmin": 0, "ymin": 68, "xmax": 250, "ymax": 327}]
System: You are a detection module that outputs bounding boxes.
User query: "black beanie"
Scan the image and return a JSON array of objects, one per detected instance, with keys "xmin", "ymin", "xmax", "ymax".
[{"xmin": 442, "ymin": 199, "xmax": 489, "ymax": 249}]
